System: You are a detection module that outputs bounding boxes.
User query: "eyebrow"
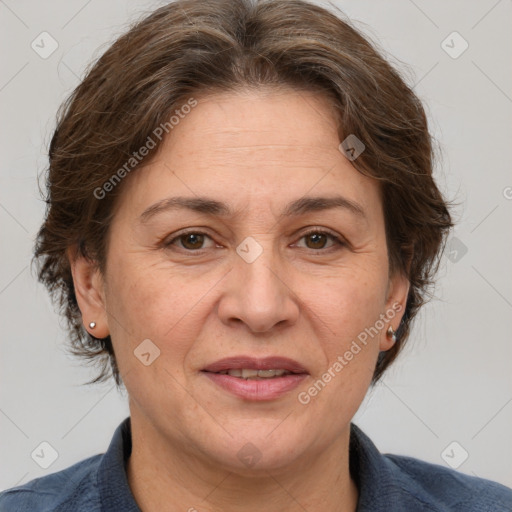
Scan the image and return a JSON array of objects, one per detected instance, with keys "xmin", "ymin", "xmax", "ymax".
[{"xmin": 139, "ymin": 194, "xmax": 367, "ymax": 223}]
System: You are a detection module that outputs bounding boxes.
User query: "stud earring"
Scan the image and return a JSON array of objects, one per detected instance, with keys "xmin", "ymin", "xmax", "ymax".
[
  {"xmin": 386, "ymin": 325, "xmax": 397, "ymax": 343},
  {"xmin": 89, "ymin": 322, "xmax": 96, "ymax": 329}
]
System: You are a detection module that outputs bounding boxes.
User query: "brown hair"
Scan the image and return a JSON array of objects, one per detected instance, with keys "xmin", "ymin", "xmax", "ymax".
[{"xmin": 34, "ymin": 0, "xmax": 455, "ymax": 388}]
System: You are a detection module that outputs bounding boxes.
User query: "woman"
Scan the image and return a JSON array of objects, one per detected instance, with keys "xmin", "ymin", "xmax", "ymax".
[{"xmin": 1, "ymin": 0, "xmax": 510, "ymax": 510}]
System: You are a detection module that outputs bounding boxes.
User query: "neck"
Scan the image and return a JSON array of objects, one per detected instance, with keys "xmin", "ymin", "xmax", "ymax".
[{"xmin": 126, "ymin": 411, "xmax": 359, "ymax": 512}]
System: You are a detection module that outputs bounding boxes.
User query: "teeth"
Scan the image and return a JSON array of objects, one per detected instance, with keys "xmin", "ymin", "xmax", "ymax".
[
  {"xmin": 220, "ymin": 369, "xmax": 291, "ymax": 379},
  {"xmin": 256, "ymin": 369, "xmax": 288, "ymax": 378}
]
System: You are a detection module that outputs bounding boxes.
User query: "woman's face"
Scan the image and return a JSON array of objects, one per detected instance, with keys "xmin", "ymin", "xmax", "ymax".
[{"xmin": 74, "ymin": 87, "xmax": 409, "ymax": 472}]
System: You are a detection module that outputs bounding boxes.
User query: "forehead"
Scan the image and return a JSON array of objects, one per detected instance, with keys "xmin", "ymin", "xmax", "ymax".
[
  {"xmin": 168, "ymin": 87, "xmax": 340, "ymax": 154},
  {"xmin": 114, "ymin": 87, "xmax": 382, "ymax": 225}
]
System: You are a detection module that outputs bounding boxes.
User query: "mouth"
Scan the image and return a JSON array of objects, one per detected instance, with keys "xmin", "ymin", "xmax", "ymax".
[
  {"xmin": 202, "ymin": 355, "xmax": 308, "ymax": 376},
  {"xmin": 215, "ymin": 368, "xmax": 295, "ymax": 379},
  {"xmin": 201, "ymin": 356, "xmax": 309, "ymax": 400}
]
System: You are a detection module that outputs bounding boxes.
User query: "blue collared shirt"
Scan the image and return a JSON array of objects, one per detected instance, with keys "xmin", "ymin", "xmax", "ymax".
[{"xmin": 1, "ymin": 416, "xmax": 511, "ymax": 511}]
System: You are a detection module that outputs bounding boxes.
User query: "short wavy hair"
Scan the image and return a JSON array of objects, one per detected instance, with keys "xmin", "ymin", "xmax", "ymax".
[{"xmin": 34, "ymin": 0, "xmax": 455, "ymax": 388}]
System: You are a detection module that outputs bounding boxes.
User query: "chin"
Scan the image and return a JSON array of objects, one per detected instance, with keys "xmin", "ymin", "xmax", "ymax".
[{"xmin": 195, "ymin": 424, "xmax": 310, "ymax": 474}]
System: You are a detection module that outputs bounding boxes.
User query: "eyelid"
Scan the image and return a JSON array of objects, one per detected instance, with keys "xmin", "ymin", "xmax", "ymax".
[
  {"xmin": 294, "ymin": 227, "xmax": 346, "ymax": 250},
  {"xmin": 163, "ymin": 226, "xmax": 346, "ymax": 253},
  {"xmin": 162, "ymin": 228, "xmax": 218, "ymax": 250},
  {"xmin": 298, "ymin": 226, "xmax": 343, "ymax": 240}
]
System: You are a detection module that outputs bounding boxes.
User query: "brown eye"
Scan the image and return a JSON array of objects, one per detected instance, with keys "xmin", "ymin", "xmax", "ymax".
[
  {"xmin": 297, "ymin": 230, "xmax": 343, "ymax": 251},
  {"xmin": 178, "ymin": 232, "xmax": 206, "ymax": 250},
  {"xmin": 304, "ymin": 232, "xmax": 329, "ymax": 249},
  {"xmin": 165, "ymin": 231, "xmax": 213, "ymax": 252}
]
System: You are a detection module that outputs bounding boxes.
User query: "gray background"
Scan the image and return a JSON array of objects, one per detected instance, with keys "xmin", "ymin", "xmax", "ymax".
[{"xmin": 1, "ymin": 0, "xmax": 511, "ymax": 491}]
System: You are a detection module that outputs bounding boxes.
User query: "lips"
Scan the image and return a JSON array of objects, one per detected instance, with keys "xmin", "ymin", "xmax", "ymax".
[
  {"xmin": 201, "ymin": 356, "xmax": 309, "ymax": 375},
  {"xmin": 201, "ymin": 356, "xmax": 309, "ymax": 400}
]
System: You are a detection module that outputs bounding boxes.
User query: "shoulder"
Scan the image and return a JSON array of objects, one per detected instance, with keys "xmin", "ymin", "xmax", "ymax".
[
  {"xmin": 0, "ymin": 454, "xmax": 103, "ymax": 512},
  {"xmin": 383, "ymin": 452, "xmax": 512, "ymax": 511}
]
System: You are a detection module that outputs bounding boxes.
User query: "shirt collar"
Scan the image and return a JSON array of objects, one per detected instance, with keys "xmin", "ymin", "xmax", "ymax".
[
  {"xmin": 97, "ymin": 416, "xmax": 405, "ymax": 512},
  {"xmin": 97, "ymin": 416, "xmax": 141, "ymax": 511},
  {"xmin": 349, "ymin": 422, "xmax": 407, "ymax": 511}
]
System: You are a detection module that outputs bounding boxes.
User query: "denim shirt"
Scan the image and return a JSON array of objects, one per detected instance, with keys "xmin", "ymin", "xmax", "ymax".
[{"xmin": 1, "ymin": 416, "xmax": 511, "ymax": 511}]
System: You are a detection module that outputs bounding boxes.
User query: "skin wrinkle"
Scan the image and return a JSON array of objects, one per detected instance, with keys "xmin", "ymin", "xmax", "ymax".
[
  {"xmin": 138, "ymin": 197, "xmax": 370, "ymax": 238},
  {"xmin": 70, "ymin": 88, "xmax": 410, "ymax": 512}
]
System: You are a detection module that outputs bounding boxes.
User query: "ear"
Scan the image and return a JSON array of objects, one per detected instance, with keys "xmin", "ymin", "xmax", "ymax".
[
  {"xmin": 67, "ymin": 245, "xmax": 110, "ymax": 338},
  {"xmin": 380, "ymin": 267, "xmax": 410, "ymax": 352}
]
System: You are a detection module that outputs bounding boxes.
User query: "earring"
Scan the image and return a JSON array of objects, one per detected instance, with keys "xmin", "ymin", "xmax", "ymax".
[
  {"xmin": 89, "ymin": 322, "xmax": 96, "ymax": 329},
  {"xmin": 386, "ymin": 325, "xmax": 397, "ymax": 343}
]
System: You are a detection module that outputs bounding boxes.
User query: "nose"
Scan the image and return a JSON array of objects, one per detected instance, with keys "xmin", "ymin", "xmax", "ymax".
[{"xmin": 217, "ymin": 239, "xmax": 300, "ymax": 334}]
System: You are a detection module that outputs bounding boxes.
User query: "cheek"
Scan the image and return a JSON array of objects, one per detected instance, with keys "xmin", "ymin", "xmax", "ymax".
[
  {"xmin": 307, "ymin": 260, "xmax": 388, "ymax": 337},
  {"xmin": 307, "ymin": 275, "xmax": 383, "ymax": 409},
  {"xmin": 104, "ymin": 249, "xmax": 222, "ymax": 370},
  {"xmin": 307, "ymin": 261, "xmax": 388, "ymax": 392}
]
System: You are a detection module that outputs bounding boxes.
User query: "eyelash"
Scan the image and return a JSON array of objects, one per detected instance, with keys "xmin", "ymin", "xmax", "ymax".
[{"xmin": 163, "ymin": 228, "xmax": 346, "ymax": 255}]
